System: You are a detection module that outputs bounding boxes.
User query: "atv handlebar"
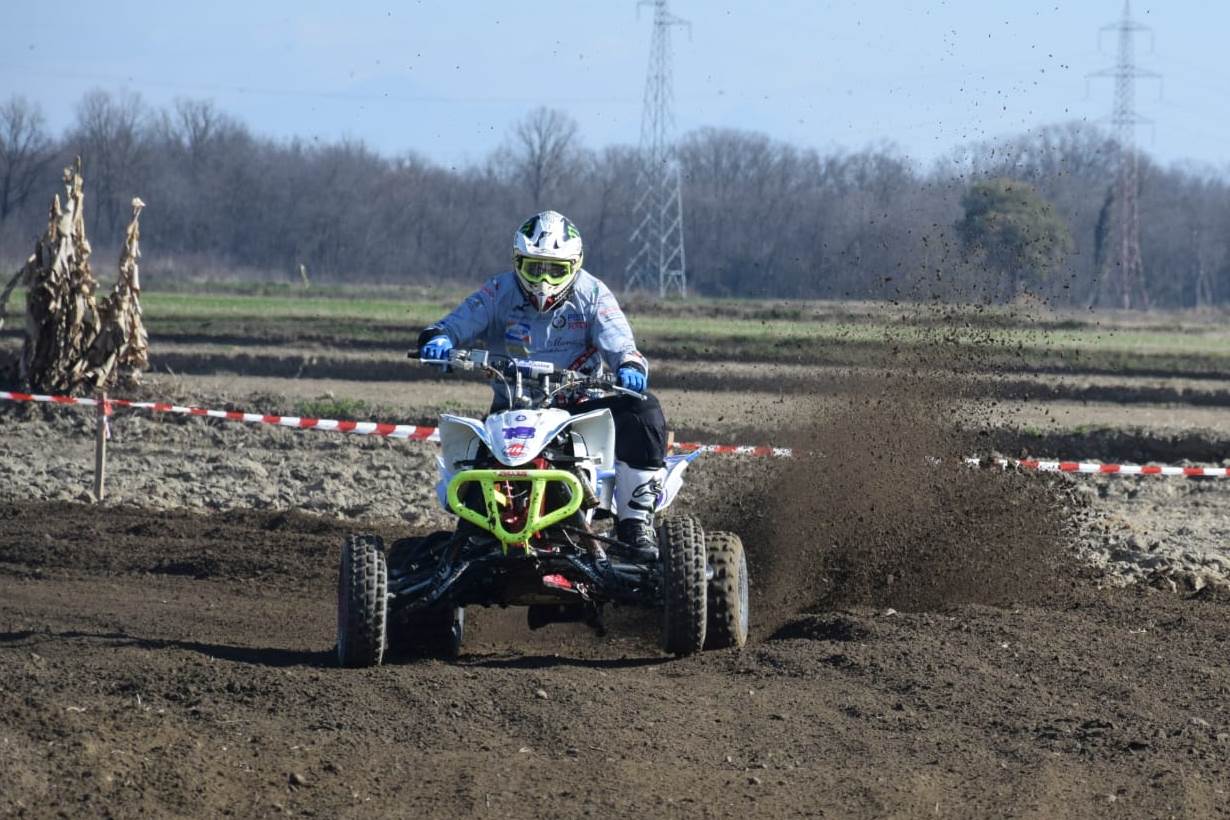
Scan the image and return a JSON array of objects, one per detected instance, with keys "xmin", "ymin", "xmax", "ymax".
[{"xmin": 412, "ymin": 348, "xmax": 642, "ymax": 404}]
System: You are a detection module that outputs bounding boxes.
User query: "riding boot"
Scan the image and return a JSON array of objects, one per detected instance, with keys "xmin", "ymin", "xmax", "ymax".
[
  {"xmin": 614, "ymin": 462, "xmax": 666, "ymax": 562},
  {"xmin": 615, "ymin": 519, "xmax": 659, "ymax": 563}
]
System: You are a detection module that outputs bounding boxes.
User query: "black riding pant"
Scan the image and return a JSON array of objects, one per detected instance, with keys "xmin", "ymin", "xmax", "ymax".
[{"xmin": 569, "ymin": 392, "xmax": 667, "ymax": 470}]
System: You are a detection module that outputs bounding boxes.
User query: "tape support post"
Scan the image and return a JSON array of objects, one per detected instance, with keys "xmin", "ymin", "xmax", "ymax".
[{"xmin": 3, "ymin": 389, "xmax": 1228, "ymax": 476}]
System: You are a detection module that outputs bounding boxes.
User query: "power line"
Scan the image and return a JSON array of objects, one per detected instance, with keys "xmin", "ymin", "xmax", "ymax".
[
  {"xmin": 0, "ymin": 61, "xmax": 637, "ymax": 107},
  {"xmin": 625, "ymin": 0, "xmax": 688, "ymax": 299}
]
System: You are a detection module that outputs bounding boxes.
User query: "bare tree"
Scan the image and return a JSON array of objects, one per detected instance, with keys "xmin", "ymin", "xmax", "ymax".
[
  {"xmin": 156, "ymin": 98, "xmax": 240, "ymax": 173},
  {"xmin": 7, "ymin": 87, "xmax": 1230, "ymax": 305},
  {"xmin": 0, "ymin": 96, "xmax": 54, "ymax": 223},
  {"xmin": 69, "ymin": 89, "xmax": 149, "ymax": 237},
  {"xmin": 504, "ymin": 107, "xmax": 581, "ymax": 208},
  {"xmin": 573, "ymin": 145, "xmax": 638, "ymax": 273}
]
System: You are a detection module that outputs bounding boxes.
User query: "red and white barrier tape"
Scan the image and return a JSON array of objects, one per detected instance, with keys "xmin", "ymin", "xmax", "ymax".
[
  {"xmin": 3, "ymin": 389, "xmax": 1227, "ymax": 476},
  {"xmin": 0, "ymin": 390, "xmax": 439, "ymax": 440},
  {"xmin": 969, "ymin": 457, "xmax": 1230, "ymax": 478},
  {"xmin": 673, "ymin": 442, "xmax": 794, "ymax": 458}
]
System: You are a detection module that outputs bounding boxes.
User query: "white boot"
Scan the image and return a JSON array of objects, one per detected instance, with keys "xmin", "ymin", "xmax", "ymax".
[
  {"xmin": 615, "ymin": 462, "xmax": 666, "ymax": 522},
  {"xmin": 615, "ymin": 462, "xmax": 666, "ymax": 561}
]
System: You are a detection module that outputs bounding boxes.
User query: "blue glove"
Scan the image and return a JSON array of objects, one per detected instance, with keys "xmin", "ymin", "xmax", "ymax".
[
  {"xmin": 421, "ymin": 335, "xmax": 453, "ymax": 361},
  {"xmin": 618, "ymin": 366, "xmax": 647, "ymax": 393}
]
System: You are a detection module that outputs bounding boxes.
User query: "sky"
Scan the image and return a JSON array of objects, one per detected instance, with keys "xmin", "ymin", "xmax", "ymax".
[{"xmin": 1, "ymin": 0, "xmax": 1225, "ymax": 172}]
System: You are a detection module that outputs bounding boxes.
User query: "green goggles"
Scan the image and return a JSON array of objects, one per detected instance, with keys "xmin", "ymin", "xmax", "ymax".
[{"xmin": 517, "ymin": 257, "xmax": 574, "ymax": 285}]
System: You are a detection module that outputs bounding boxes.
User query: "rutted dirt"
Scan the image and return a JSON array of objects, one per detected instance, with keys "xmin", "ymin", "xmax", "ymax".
[
  {"xmin": 4, "ymin": 338, "xmax": 1230, "ymax": 814},
  {"xmin": 2, "ymin": 500, "xmax": 1228, "ymax": 818},
  {"xmin": 13, "ymin": 331, "xmax": 1230, "ymax": 406}
]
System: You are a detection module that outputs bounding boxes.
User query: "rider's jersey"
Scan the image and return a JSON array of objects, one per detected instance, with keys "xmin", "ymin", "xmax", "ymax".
[{"xmin": 429, "ymin": 269, "xmax": 648, "ymax": 408}]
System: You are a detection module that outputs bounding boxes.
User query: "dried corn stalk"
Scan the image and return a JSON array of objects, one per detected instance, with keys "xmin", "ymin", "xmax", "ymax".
[
  {"xmin": 84, "ymin": 197, "xmax": 148, "ymax": 389},
  {"xmin": 11, "ymin": 159, "xmax": 149, "ymax": 393},
  {"xmin": 19, "ymin": 160, "xmax": 99, "ymax": 393}
]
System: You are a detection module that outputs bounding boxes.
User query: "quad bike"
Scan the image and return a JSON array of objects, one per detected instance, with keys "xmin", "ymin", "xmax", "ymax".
[{"xmin": 336, "ymin": 349, "xmax": 750, "ymax": 667}]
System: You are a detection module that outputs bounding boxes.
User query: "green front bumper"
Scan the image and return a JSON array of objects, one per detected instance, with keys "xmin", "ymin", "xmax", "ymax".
[{"xmin": 447, "ymin": 469, "xmax": 583, "ymax": 553}]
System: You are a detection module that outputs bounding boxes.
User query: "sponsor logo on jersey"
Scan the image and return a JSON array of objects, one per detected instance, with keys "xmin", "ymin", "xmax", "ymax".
[
  {"xmin": 504, "ymin": 320, "xmax": 532, "ymax": 347},
  {"xmin": 551, "ymin": 311, "xmax": 587, "ymax": 331}
]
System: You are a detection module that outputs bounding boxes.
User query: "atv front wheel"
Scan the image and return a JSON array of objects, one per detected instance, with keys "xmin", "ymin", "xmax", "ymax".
[
  {"xmin": 657, "ymin": 515, "xmax": 707, "ymax": 656},
  {"xmin": 337, "ymin": 534, "xmax": 388, "ymax": 668},
  {"xmin": 704, "ymin": 531, "xmax": 749, "ymax": 650}
]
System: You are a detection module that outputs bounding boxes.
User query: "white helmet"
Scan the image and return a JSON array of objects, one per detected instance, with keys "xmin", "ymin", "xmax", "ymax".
[{"xmin": 513, "ymin": 210, "xmax": 583, "ymax": 312}]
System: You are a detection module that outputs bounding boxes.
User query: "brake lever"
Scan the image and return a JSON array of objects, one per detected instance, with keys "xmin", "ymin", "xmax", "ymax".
[
  {"xmin": 413, "ymin": 347, "xmax": 466, "ymax": 371},
  {"xmin": 585, "ymin": 372, "xmax": 645, "ymax": 400},
  {"xmin": 417, "ymin": 357, "xmax": 454, "ymax": 374},
  {"xmin": 610, "ymin": 385, "xmax": 647, "ymax": 400},
  {"xmin": 570, "ymin": 376, "xmax": 646, "ymax": 401}
]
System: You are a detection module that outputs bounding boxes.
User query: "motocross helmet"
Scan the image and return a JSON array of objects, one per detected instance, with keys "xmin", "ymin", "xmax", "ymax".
[{"xmin": 513, "ymin": 210, "xmax": 583, "ymax": 312}]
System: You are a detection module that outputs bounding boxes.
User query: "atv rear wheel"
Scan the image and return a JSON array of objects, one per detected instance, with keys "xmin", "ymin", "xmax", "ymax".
[
  {"xmin": 657, "ymin": 515, "xmax": 707, "ymax": 656},
  {"xmin": 704, "ymin": 531, "xmax": 749, "ymax": 650},
  {"xmin": 337, "ymin": 534, "xmax": 388, "ymax": 668}
]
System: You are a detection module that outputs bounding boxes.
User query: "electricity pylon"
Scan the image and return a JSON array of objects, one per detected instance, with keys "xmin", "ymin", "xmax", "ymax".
[
  {"xmin": 1089, "ymin": 0, "xmax": 1159, "ymax": 309},
  {"xmin": 625, "ymin": 0, "xmax": 688, "ymax": 298}
]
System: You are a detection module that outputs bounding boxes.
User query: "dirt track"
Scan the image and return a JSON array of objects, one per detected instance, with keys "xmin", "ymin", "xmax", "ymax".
[
  {"xmin": 4, "ymin": 335, "xmax": 1230, "ymax": 815},
  {"xmin": 2, "ymin": 500, "xmax": 1228, "ymax": 818}
]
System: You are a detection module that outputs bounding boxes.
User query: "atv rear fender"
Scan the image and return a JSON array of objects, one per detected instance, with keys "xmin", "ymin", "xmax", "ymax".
[{"xmin": 657, "ymin": 451, "xmax": 702, "ymax": 512}]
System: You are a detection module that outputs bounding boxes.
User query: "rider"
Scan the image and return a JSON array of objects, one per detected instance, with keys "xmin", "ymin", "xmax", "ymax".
[{"xmin": 416, "ymin": 210, "xmax": 667, "ymax": 562}]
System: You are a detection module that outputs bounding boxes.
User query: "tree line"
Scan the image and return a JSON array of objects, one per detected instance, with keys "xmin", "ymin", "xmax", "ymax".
[{"xmin": 1, "ymin": 89, "xmax": 1228, "ymax": 308}]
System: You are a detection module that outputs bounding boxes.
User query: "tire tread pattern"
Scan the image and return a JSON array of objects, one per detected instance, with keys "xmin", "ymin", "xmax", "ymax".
[
  {"xmin": 337, "ymin": 534, "xmax": 387, "ymax": 668},
  {"xmin": 705, "ymin": 531, "xmax": 748, "ymax": 650},
  {"xmin": 658, "ymin": 515, "xmax": 707, "ymax": 656}
]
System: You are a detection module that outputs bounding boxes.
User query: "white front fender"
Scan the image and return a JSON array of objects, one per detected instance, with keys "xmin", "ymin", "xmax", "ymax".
[{"xmin": 438, "ymin": 414, "xmax": 491, "ymax": 471}]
